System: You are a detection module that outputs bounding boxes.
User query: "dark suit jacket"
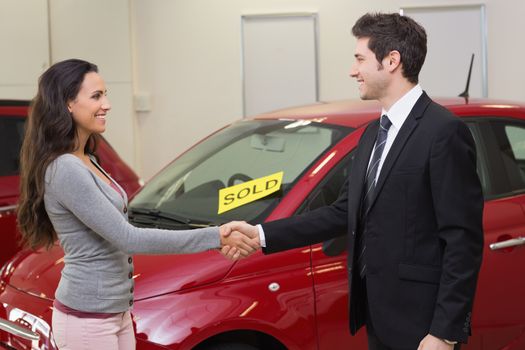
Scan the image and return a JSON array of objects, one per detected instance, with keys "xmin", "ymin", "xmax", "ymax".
[{"xmin": 262, "ymin": 92, "xmax": 484, "ymax": 348}]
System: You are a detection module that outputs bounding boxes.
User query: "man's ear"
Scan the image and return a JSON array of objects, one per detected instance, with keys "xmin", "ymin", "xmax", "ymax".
[{"xmin": 386, "ymin": 50, "xmax": 401, "ymax": 72}]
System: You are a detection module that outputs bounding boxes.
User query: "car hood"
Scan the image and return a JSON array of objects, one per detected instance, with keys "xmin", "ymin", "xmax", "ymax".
[{"xmin": 6, "ymin": 245, "xmax": 234, "ymax": 301}]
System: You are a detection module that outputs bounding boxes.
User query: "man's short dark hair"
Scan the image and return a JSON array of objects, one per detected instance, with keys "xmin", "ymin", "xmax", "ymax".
[{"xmin": 352, "ymin": 12, "xmax": 427, "ymax": 84}]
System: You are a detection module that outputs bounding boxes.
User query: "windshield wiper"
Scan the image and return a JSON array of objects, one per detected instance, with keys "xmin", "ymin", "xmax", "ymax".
[{"xmin": 129, "ymin": 207, "xmax": 212, "ymax": 228}]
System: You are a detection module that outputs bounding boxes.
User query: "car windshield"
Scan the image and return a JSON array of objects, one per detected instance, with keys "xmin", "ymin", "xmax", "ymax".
[{"xmin": 130, "ymin": 119, "xmax": 352, "ymax": 225}]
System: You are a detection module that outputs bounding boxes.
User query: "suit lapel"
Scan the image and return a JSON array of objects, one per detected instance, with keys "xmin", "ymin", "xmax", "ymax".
[
  {"xmin": 368, "ymin": 92, "xmax": 432, "ymax": 211},
  {"xmin": 348, "ymin": 121, "xmax": 379, "ymax": 218}
]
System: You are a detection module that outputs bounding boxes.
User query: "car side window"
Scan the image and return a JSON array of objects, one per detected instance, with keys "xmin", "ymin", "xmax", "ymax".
[
  {"xmin": 504, "ymin": 125, "xmax": 525, "ymax": 182},
  {"xmin": 465, "ymin": 122, "xmax": 490, "ymax": 197},
  {"xmin": 0, "ymin": 117, "xmax": 25, "ymax": 177},
  {"xmin": 297, "ymin": 151, "xmax": 354, "ymax": 214},
  {"xmin": 296, "ymin": 151, "xmax": 354, "ymax": 257},
  {"xmin": 488, "ymin": 120, "xmax": 525, "ymax": 195}
]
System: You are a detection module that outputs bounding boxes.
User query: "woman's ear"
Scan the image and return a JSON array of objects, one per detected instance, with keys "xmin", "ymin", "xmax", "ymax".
[{"xmin": 67, "ymin": 101, "xmax": 73, "ymax": 113}]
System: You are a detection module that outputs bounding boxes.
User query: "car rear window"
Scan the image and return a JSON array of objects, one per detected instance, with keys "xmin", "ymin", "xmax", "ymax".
[{"xmin": 0, "ymin": 116, "xmax": 25, "ymax": 176}]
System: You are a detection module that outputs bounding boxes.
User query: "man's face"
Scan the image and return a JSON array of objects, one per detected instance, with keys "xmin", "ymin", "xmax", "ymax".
[{"xmin": 350, "ymin": 37, "xmax": 389, "ymax": 101}]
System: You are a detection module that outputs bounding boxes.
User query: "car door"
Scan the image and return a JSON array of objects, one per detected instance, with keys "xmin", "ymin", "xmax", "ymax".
[
  {"xmin": 465, "ymin": 118, "xmax": 525, "ymax": 350},
  {"xmin": 295, "ymin": 151, "xmax": 368, "ymax": 350},
  {"xmin": 0, "ymin": 114, "xmax": 25, "ymax": 266}
]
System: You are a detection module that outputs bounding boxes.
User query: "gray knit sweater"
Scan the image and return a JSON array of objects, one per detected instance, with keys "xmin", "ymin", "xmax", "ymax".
[{"xmin": 44, "ymin": 154, "xmax": 220, "ymax": 313}]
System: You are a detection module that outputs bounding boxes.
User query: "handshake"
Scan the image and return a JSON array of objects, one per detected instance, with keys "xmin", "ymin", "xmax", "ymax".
[{"xmin": 218, "ymin": 221, "xmax": 261, "ymax": 260}]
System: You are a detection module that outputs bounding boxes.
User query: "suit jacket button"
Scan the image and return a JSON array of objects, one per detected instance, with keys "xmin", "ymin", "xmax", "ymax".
[
  {"xmin": 128, "ymin": 272, "xmax": 133, "ymax": 279},
  {"xmin": 129, "ymin": 300, "xmax": 134, "ymax": 306},
  {"xmin": 128, "ymin": 257, "xmax": 133, "ymax": 264},
  {"xmin": 123, "ymin": 206, "xmax": 128, "ymax": 213},
  {"xmin": 130, "ymin": 286, "xmax": 134, "ymax": 293}
]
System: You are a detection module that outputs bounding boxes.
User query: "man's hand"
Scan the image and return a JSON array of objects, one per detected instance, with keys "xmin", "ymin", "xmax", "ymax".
[
  {"xmin": 220, "ymin": 221, "xmax": 260, "ymax": 260},
  {"xmin": 417, "ymin": 334, "xmax": 454, "ymax": 350},
  {"xmin": 219, "ymin": 222, "xmax": 260, "ymax": 260}
]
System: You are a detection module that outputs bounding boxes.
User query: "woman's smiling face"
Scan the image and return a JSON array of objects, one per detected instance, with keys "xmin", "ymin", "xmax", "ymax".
[{"xmin": 68, "ymin": 71, "xmax": 111, "ymax": 140}]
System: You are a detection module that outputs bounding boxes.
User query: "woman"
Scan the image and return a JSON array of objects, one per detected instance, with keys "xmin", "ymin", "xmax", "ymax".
[{"xmin": 17, "ymin": 59, "xmax": 257, "ymax": 350}]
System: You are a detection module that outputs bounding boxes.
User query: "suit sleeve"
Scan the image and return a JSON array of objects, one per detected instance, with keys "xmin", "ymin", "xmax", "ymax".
[
  {"xmin": 428, "ymin": 119, "xmax": 484, "ymax": 342},
  {"xmin": 261, "ymin": 122, "xmax": 376, "ymax": 255},
  {"xmin": 261, "ymin": 178, "xmax": 349, "ymax": 254}
]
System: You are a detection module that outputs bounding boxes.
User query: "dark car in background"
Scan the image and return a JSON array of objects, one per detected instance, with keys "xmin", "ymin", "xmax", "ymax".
[
  {"xmin": 1, "ymin": 98, "xmax": 525, "ymax": 349},
  {"xmin": 0, "ymin": 100, "xmax": 142, "ymax": 266}
]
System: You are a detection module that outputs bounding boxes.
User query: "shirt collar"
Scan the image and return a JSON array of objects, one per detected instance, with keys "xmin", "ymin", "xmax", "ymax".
[{"xmin": 381, "ymin": 85, "xmax": 423, "ymax": 131}]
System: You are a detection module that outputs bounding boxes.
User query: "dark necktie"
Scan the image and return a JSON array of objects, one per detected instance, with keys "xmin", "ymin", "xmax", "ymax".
[{"xmin": 357, "ymin": 115, "xmax": 392, "ymax": 278}]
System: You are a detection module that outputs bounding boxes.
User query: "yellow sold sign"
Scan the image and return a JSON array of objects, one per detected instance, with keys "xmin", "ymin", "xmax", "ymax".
[{"xmin": 218, "ymin": 171, "xmax": 284, "ymax": 214}]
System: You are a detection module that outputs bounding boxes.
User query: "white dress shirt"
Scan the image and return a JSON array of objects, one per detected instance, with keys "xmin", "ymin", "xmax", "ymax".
[
  {"xmin": 257, "ymin": 85, "xmax": 424, "ymax": 247},
  {"xmin": 370, "ymin": 84, "xmax": 423, "ymax": 183}
]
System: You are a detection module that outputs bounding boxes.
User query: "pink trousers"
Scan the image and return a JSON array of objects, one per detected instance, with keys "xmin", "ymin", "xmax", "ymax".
[{"xmin": 52, "ymin": 308, "xmax": 136, "ymax": 350}]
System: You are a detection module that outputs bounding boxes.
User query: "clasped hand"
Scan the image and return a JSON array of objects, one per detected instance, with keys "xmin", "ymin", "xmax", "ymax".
[{"xmin": 219, "ymin": 221, "xmax": 260, "ymax": 260}]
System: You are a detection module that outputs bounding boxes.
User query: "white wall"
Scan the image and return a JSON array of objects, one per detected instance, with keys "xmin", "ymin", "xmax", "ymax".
[
  {"xmin": 0, "ymin": 0, "xmax": 49, "ymax": 98},
  {"xmin": 131, "ymin": 0, "xmax": 396, "ymax": 179},
  {"xmin": 49, "ymin": 0, "xmax": 136, "ymax": 168},
  {"xmin": 131, "ymin": 0, "xmax": 525, "ymax": 179},
  {"xmin": 483, "ymin": 1, "xmax": 525, "ymax": 100},
  {"xmin": 0, "ymin": 0, "xmax": 136, "ymax": 169},
  {"xmin": 3, "ymin": 0, "xmax": 525, "ymax": 180}
]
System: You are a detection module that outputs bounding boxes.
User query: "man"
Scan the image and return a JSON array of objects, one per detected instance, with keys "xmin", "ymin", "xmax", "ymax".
[{"xmin": 223, "ymin": 12, "xmax": 483, "ymax": 350}]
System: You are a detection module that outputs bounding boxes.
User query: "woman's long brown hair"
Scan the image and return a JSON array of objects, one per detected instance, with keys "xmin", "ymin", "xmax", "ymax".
[{"xmin": 17, "ymin": 59, "xmax": 100, "ymax": 250}]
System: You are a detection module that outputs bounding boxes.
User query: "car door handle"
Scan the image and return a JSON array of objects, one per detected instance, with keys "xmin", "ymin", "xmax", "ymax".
[
  {"xmin": 0, "ymin": 317, "xmax": 40, "ymax": 341},
  {"xmin": 489, "ymin": 237, "xmax": 525, "ymax": 251}
]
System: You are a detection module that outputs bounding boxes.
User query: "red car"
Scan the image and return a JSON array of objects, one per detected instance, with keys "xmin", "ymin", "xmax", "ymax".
[
  {"xmin": 0, "ymin": 100, "xmax": 142, "ymax": 267},
  {"xmin": 1, "ymin": 98, "xmax": 525, "ymax": 350}
]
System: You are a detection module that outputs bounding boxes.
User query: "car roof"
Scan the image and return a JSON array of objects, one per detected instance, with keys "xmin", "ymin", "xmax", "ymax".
[{"xmin": 253, "ymin": 97, "xmax": 525, "ymax": 128}]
